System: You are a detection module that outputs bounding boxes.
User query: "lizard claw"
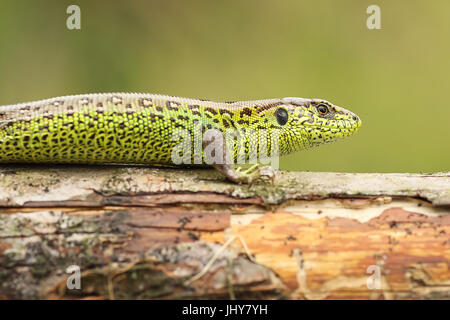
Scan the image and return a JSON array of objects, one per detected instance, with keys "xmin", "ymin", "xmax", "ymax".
[
  {"xmin": 234, "ymin": 164, "xmax": 276, "ymax": 185},
  {"xmin": 259, "ymin": 166, "xmax": 276, "ymax": 184}
]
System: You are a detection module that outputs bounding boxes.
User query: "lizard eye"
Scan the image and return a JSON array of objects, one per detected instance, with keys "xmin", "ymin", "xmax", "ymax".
[
  {"xmin": 275, "ymin": 108, "xmax": 288, "ymax": 126},
  {"xmin": 316, "ymin": 104, "xmax": 329, "ymax": 115}
]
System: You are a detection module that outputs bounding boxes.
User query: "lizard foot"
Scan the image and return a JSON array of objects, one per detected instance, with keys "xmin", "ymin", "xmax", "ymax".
[{"xmin": 233, "ymin": 164, "xmax": 276, "ymax": 184}]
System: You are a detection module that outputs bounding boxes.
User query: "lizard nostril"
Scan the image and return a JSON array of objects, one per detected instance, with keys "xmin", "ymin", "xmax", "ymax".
[{"xmin": 352, "ymin": 116, "xmax": 357, "ymax": 121}]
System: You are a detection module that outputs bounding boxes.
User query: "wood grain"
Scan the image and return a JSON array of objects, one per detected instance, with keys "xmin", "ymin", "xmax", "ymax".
[{"xmin": 0, "ymin": 165, "xmax": 448, "ymax": 299}]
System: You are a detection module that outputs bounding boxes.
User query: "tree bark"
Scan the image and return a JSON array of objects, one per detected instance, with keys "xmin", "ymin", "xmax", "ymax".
[{"xmin": 0, "ymin": 164, "xmax": 449, "ymax": 299}]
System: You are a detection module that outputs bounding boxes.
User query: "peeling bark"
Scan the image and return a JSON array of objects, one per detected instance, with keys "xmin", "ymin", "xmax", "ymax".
[{"xmin": 0, "ymin": 165, "xmax": 448, "ymax": 299}]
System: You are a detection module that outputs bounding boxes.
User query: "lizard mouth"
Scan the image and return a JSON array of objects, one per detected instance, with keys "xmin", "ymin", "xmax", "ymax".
[{"xmin": 307, "ymin": 123, "xmax": 361, "ymax": 134}]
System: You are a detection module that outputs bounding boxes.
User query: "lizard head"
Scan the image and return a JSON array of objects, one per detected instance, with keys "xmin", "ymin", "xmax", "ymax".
[{"xmin": 265, "ymin": 97, "xmax": 362, "ymax": 155}]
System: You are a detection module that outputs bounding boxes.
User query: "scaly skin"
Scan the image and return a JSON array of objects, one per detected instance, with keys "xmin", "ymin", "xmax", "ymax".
[{"xmin": 0, "ymin": 93, "xmax": 362, "ymax": 182}]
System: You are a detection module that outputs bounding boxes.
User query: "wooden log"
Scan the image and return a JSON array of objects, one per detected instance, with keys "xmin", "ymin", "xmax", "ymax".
[{"xmin": 0, "ymin": 165, "xmax": 448, "ymax": 299}]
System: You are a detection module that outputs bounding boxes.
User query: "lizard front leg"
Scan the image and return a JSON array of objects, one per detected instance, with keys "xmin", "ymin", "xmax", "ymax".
[{"xmin": 202, "ymin": 128, "xmax": 276, "ymax": 184}]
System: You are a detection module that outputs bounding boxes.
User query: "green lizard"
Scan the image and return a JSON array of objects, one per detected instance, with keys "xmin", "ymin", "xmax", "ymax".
[{"xmin": 0, "ymin": 93, "xmax": 361, "ymax": 183}]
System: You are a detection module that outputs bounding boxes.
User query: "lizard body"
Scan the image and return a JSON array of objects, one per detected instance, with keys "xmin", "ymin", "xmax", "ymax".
[{"xmin": 0, "ymin": 93, "xmax": 361, "ymax": 183}]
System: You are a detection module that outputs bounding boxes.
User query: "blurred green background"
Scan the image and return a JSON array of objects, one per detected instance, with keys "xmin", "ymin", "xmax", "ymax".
[{"xmin": 0, "ymin": 0, "xmax": 448, "ymax": 173}]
